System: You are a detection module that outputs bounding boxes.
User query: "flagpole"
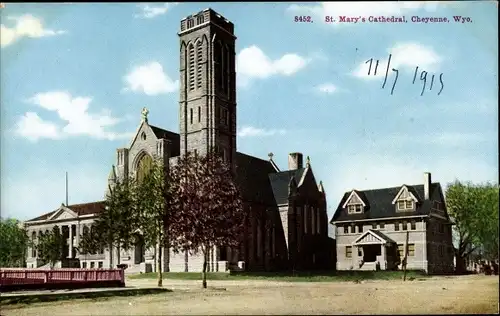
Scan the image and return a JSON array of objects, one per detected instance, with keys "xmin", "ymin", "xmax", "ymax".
[{"xmin": 66, "ymin": 172, "xmax": 69, "ymax": 206}]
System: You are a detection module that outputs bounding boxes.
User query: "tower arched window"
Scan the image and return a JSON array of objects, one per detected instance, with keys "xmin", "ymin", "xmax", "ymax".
[
  {"xmin": 220, "ymin": 44, "xmax": 226, "ymax": 94},
  {"xmin": 196, "ymin": 41, "xmax": 203, "ymax": 89},
  {"xmin": 215, "ymin": 42, "xmax": 223, "ymax": 93},
  {"xmin": 225, "ymin": 45, "xmax": 230, "ymax": 95},
  {"xmin": 188, "ymin": 44, "xmax": 195, "ymax": 91},
  {"xmin": 136, "ymin": 154, "xmax": 153, "ymax": 183}
]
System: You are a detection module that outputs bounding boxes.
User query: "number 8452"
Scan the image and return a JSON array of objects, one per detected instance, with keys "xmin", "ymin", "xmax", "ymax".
[{"xmin": 295, "ymin": 16, "xmax": 312, "ymax": 23}]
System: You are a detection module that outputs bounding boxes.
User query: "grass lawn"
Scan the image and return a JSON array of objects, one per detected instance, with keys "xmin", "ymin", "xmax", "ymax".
[{"xmin": 128, "ymin": 270, "xmax": 428, "ymax": 282}]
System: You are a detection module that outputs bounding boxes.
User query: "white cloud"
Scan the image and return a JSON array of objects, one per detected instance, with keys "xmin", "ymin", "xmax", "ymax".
[
  {"xmin": 15, "ymin": 112, "xmax": 61, "ymax": 142},
  {"xmin": 287, "ymin": 1, "xmax": 450, "ymax": 27},
  {"xmin": 236, "ymin": 46, "xmax": 310, "ymax": 87},
  {"xmin": 0, "ymin": 14, "xmax": 66, "ymax": 48},
  {"xmin": 314, "ymin": 83, "xmax": 338, "ymax": 95},
  {"xmin": 352, "ymin": 42, "xmax": 442, "ymax": 79},
  {"xmin": 238, "ymin": 126, "xmax": 287, "ymax": 138},
  {"xmin": 15, "ymin": 91, "xmax": 132, "ymax": 142},
  {"xmin": 123, "ymin": 62, "xmax": 179, "ymax": 96},
  {"xmin": 135, "ymin": 3, "xmax": 178, "ymax": 19}
]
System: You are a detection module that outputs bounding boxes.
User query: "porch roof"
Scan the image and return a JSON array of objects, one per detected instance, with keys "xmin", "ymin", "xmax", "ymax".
[{"xmin": 352, "ymin": 229, "xmax": 396, "ymax": 245}]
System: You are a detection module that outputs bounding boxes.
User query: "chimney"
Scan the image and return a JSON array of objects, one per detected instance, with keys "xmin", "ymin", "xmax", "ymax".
[
  {"xmin": 288, "ymin": 152, "xmax": 303, "ymax": 170},
  {"xmin": 424, "ymin": 172, "xmax": 431, "ymax": 200}
]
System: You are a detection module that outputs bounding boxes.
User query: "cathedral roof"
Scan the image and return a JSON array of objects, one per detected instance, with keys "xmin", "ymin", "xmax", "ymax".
[
  {"xmin": 26, "ymin": 201, "xmax": 106, "ymax": 222},
  {"xmin": 269, "ymin": 169, "xmax": 306, "ymax": 205},
  {"xmin": 235, "ymin": 152, "xmax": 277, "ymax": 205},
  {"xmin": 149, "ymin": 125, "xmax": 181, "ymax": 157}
]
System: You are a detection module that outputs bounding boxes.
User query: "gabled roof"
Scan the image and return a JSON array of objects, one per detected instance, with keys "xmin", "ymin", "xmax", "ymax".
[
  {"xmin": 149, "ymin": 125, "xmax": 181, "ymax": 157},
  {"xmin": 269, "ymin": 168, "xmax": 306, "ymax": 205},
  {"xmin": 352, "ymin": 229, "xmax": 396, "ymax": 245},
  {"xmin": 235, "ymin": 152, "xmax": 276, "ymax": 205},
  {"xmin": 26, "ymin": 201, "xmax": 106, "ymax": 222},
  {"xmin": 342, "ymin": 190, "xmax": 368, "ymax": 208},
  {"xmin": 331, "ymin": 183, "xmax": 442, "ymax": 222},
  {"xmin": 391, "ymin": 185, "xmax": 420, "ymax": 204}
]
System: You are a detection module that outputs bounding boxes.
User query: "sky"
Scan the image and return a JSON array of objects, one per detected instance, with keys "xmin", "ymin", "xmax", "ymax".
[{"xmin": 1, "ymin": 2, "xmax": 498, "ymax": 224}]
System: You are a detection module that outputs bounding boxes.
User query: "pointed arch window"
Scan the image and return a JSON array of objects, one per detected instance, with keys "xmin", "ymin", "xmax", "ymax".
[
  {"xmin": 221, "ymin": 45, "xmax": 226, "ymax": 94},
  {"xmin": 136, "ymin": 154, "xmax": 153, "ymax": 183},
  {"xmin": 225, "ymin": 45, "xmax": 230, "ymax": 95},
  {"xmin": 196, "ymin": 41, "xmax": 203, "ymax": 89},
  {"xmin": 188, "ymin": 44, "xmax": 195, "ymax": 91},
  {"xmin": 215, "ymin": 42, "xmax": 224, "ymax": 93}
]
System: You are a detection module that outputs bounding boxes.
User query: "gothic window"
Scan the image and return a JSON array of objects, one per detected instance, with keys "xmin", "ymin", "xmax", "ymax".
[
  {"xmin": 303, "ymin": 206, "xmax": 308, "ymax": 234},
  {"xmin": 187, "ymin": 18, "xmax": 194, "ymax": 28},
  {"xmin": 215, "ymin": 42, "xmax": 224, "ymax": 93},
  {"xmin": 190, "ymin": 108, "xmax": 193, "ymax": 124},
  {"xmin": 196, "ymin": 41, "xmax": 203, "ymax": 89},
  {"xmin": 225, "ymin": 45, "xmax": 230, "ymax": 94},
  {"xmin": 198, "ymin": 106, "xmax": 201, "ymax": 122},
  {"xmin": 311, "ymin": 206, "xmax": 316, "ymax": 234},
  {"xmin": 197, "ymin": 15, "xmax": 204, "ymax": 24},
  {"xmin": 221, "ymin": 45, "xmax": 226, "ymax": 94},
  {"xmin": 136, "ymin": 154, "xmax": 153, "ymax": 183},
  {"xmin": 188, "ymin": 44, "xmax": 195, "ymax": 91}
]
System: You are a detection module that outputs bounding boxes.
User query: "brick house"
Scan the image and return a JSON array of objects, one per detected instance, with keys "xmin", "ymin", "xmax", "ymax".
[
  {"xmin": 330, "ymin": 172, "xmax": 454, "ymax": 274},
  {"xmin": 24, "ymin": 8, "xmax": 333, "ymax": 272}
]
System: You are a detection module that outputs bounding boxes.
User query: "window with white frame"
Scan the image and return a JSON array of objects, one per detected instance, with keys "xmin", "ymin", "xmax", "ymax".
[
  {"xmin": 348, "ymin": 204, "xmax": 363, "ymax": 214},
  {"xmin": 397, "ymin": 199, "xmax": 414, "ymax": 211}
]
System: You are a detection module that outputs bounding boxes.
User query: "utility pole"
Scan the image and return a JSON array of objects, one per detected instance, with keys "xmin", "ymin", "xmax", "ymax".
[{"xmin": 403, "ymin": 230, "xmax": 409, "ymax": 281}]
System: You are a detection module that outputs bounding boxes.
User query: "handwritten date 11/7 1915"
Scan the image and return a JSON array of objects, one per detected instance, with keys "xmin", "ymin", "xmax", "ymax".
[{"xmin": 365, "ymin": 54, "xmax": 444, "ymax": 96}]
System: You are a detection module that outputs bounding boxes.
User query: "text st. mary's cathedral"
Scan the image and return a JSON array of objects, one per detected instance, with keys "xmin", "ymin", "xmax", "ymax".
[{"xmin": 24, "ymin": 8, "xmax": 333, "ymax": 272}]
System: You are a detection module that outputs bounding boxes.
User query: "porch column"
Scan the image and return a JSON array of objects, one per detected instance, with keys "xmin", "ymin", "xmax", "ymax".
[
  {"xmin": 69, "ymin": 225, "xmax": 73, "ymax": 258},
  {"xmin": 381, "ymin": 244, "xmax": 387, "ymax": 269},
  {"xmin": 75, "ymin": 223, "xmax": 80, "ymax": 251}
]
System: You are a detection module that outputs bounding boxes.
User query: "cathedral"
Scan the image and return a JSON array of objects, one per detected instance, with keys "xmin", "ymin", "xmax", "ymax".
[{"xmin": 24, "ymin": 8, "xmax": 334, "ymax": 272}]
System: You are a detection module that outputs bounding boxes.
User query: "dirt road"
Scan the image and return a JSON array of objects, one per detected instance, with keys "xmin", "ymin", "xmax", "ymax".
[{"xmin": 3, "ymin": 275, "xmax": 498, "ymax": 315}]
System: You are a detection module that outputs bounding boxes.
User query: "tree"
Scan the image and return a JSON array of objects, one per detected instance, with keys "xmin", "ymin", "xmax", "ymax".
[
  {"xmin": 93, "ymin": 178, "xmax": 137, "ymax": 268},
  {"xmin": 0, "ymin": 218, "xmax": 28, "ymax": 267},
  {"xmin": 37, "ymin": 226, "xmax": 66, "ymax": 268},
  {"xmin": 131, "ymin": 158, "xmax": 174, "ymax": 287},
  {"xmin": 78, "ymin": 225, "xmax": 101, "ymax": 262},
  {"xmin": 446, "ymin": 180, "xmax": 499, "ymax": 272},
  {"xmin": 169, "ymin": 150, "xmax": 244, "ymax": 289}
]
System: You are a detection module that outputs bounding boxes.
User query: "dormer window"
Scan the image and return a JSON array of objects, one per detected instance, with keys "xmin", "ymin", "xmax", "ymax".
[
  {"xmin": 342, "ymin": 190, "xmax": 367, "ymax": 214},
  {"xmin": 392, "ymin": 185, "xmax": 418, "ymax": 212},
  {"xmin": 397, "ymin": 200, "xmax": 414, "ymax": 210},
  {"xmin": 348, "ymin": 204, "xmax": 363, "ymax": 214}
]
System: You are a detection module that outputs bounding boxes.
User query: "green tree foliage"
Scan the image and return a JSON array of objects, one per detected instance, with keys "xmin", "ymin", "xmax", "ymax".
[
  {"xmin": 446, "ymin": 180, "xmax": 499, "ymax": 271},
  {"xmin": 169, "ymin": 150, "xmax": 244, "ymax": 289},
  {"xmin": 93, "ymin": 178, "xmax": 136, "ymax": 267},
  {"xmin": 130, "ymin": 158, "xmax": 174, "ymax": 287},
  {"xmin": 78, "ymin": 225, "xmax": 102, "ymax": 259},
  {"xmin": 37, "ymin": 226, "xmax": 66, "ymax": 268},
  {"xmin": 0, "ymin": 218, "xmax": 28, "ymax": 267}
]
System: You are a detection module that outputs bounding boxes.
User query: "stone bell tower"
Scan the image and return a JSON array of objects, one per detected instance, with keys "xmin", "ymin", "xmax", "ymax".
[{"xmin": 178, "ymin": 8, "xmax": 237, "ymax": 170}]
